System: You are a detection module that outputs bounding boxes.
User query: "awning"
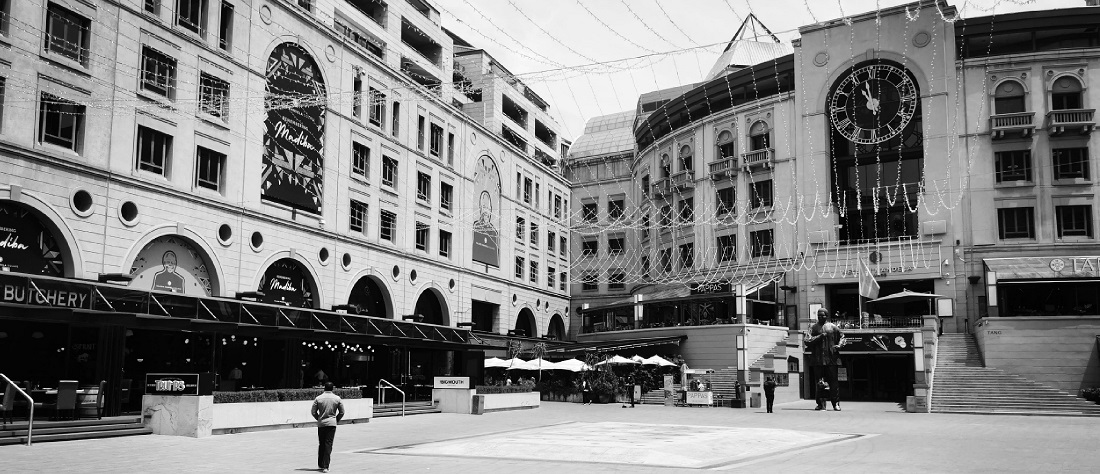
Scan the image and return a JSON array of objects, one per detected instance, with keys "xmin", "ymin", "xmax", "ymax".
[
  {"xmin": 545, "ymin": 335, "xmax": 685, "ymax": 354},
  {"xmin": 985, "ymin": 256, "xmax": 1100, "ymax": 280}
]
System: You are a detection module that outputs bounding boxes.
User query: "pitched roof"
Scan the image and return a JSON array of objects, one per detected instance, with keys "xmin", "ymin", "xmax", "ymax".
[{"xmin": 706, "ymin": 14, "xmax": 793, "ymax": 80}]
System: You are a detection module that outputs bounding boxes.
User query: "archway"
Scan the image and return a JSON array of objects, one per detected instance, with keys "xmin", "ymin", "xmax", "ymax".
[
  {"xmin": 0, "ymin": 199, "xmax": 71, "ymax": 277},
  {"xmin": 514, "ymin": 307, "xmax": 537, "ymax": 338},
  {"xmin": 413, "ymin": 287, "xmax": 449, "ymax": 326},
  {"xmin": 547, "ymin": 313, "xmax": 565, "ymax": 340},
  {"xmin": 258, "ymin": 258, "xmax": 319, "ymax": 308},
  {"xmin": 347, "ymin": 275, "xmax": 392, "ymax": 319},
  {"xmin": 128, "ymin": 235, "xmax": 218, "ymax": 296}
]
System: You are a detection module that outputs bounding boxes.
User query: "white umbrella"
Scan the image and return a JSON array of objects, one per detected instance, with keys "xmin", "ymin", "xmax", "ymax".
[
  {"xmin": 595, "ymin": 355, "xmax": 641, "ymax": 366},
  {"xmin": 484, "ymin": 357, "xmax": 509, "ymax": 368},
  {"xmin": 630, "ymin": 355, "xmax": 646, "ymax": 364},
  {"xmin": 527, "ymin": 358, "xmax": 555, "ymax": 371},
  {"xmin": 643, "ymin": 355, "xmax": 677, "ymax": 367},
  {"xmin": 504, "ymin": 358, "xmax": 539, "ymax": 370},
  {"xmin": 550, "ymin": 358, "xmax": 592, "ymax": 372}
]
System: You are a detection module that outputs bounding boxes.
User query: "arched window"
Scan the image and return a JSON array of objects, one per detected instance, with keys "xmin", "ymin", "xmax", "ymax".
[
  {"xmin": 1051, "ymin": 76, "xmax": 1083, "ymax": 110},
  {"xmin": 716, "ymin": 130, "xmax": 734, "ymax": 158},
  {"xmin": 994, "ymin": 80, "xmax": 1026, "ymax": 114},
  {"xmin": 660, "ymin": 154, "xmax": 671, "ymax": 178},
  {"xmin": 679, "ymin": 145, "xmax": 693, "ymax": 171},
  {"xmin": 749, "ymin": 121, "xmax": 770, "ymax": 151}
]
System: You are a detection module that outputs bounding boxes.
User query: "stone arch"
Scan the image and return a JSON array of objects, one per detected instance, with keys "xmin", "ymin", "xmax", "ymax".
[
  {"xmin": 0, "ymin": 191, "xmax": 83, "ymax": 278},
  {"xmin": 261, "ymin": 37, "xmax": 332, "ymax": 89},
  {"xmin": 253, "ymin": 251, "xmax": 324, "ymax": 309},
  {"xmin": 515, "ymin": 306, "xmax": 537, "ymax": 338},
  {"xmin": 1048, "ymin": 73, "xmax": 1085, "ymax": 109},
  {"xmin": 818, "ymin": 52, "xmax": 932, "ymax": 108},
  {"xmin": 122, "ymin": 224, "xmax": 224, "ymax": 296},
  {"xmin": 412, "ymin": 284, "xmax": 451, "ymax": 326},
  {"xmin": 991, "ymin": 78, "xmax": 1028, "ymax": 114},
  {"xmin": 748, "ymin": 120, "xmax": 770, "ymax": 150},
  {"xmin": 345, "ymin": 269, "xmax": 394, "ymax": 319},
  {"xmin": 547, "ymin": 313, "xmax": 565, "ymax": 340}
]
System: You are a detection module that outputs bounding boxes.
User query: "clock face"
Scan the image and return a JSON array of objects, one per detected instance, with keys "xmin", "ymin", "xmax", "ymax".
[{"xmin": 829, "ymin": 64, "xmax": 918, "ymax": 145}]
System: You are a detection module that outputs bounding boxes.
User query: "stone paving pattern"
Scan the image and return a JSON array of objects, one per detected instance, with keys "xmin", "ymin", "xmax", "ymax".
[{"xmin": 4, "ymin": 400, "xmax": 1099, "ymax": 472}]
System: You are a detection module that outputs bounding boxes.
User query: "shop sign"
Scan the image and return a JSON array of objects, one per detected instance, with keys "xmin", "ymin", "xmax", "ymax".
[
  {"xmin": 433, "ymin": 377, "xmax": 470, "ymax": 389},
  {"xmin": 838, "ymin": 333, "xmax": 915, "ymax": 353},
  {"xmin": 690, "ymin": 281, "xmax": 732, "ymax": 295},
  {"xmin": 0, "ymin": 273, "xmax": 91, "ymax": 309},
  {"xmin": 0, "ymin": 201, "xmax": 65, "ymax": 276},
  {"xmin": 986, "ymin": 256, "xmax": 1100, "ymax": 279},
  {"xmin": 145, "ymin": 373, "xmax": 201, "ymax": 396},
  {"xmin": 686, "ymin": 391, "xmax": 713, "ymax": 405},
  {"xmin": 258, "ymin": 259, "xmax": 314, "ymax": 308},
  {"xmin": 129, "ymin": 236, "xmax": 213, "ymax": 296},
  {"xmin": 841, "ymin": 265, "xmax": 917, "ymax": 277},
  {"xmin": 261, "ymin": 43, "xmax": 326, "ymax": 214}
]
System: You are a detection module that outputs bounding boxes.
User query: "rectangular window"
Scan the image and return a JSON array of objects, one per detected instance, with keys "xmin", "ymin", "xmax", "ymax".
[
  {"xmin": 659, "ymin": 248, "xmax": 672, "ymax": 273},
  {"xmin": 679, "ymin": 243, "xmax": 694, "ymax": 269},
  {"xmin": 381, "ymin": 156, "xmax": 397, "ymax": 188},
  {"xmin": 145, "ymin": 0, "xmax": 159, "ymax": 14},
  {"xmin": 429, "ymin": 123, "xmax": 443, "ymax": 157},
  {"xmin": 560, "ymin": 236, "xmax": 567, "ymax": 258},
  {"xmin": 641, "ymin": 256, "xmax": 650, "ymax": 279},
  {"xmin": 218, "ymin": 2, "xmax": 233, "ymax": 50},
  {"xmin": 440, "ymin": 182, "xmax": 453, "ymax": 211},
  {"xmin": 523, "ymin": 178, "xmax": 532, "ymax": 204},
  {"xmin": 516, "ymin": 217, "xmax": 525, "ymax": 241},
  {"xmin": 751, "ymin": 180, "xmax": 774, "ymax": 208},
  {"xmin": 351, "ymin": 142, "xmax": 370, "ymax": 180},
  {"xmin": 582, "ymin": 271, "xmax": 598, "ymax": 292},
  {"xmin": 529, "ymin": 261, "xmax": 538, "ymax": 284},
  {"xmin": 717, "ymin": 187, "xmax": 736, "ymax": 216},
  {"xmin": 369, "ymin": 87, "xmax": 385, "ymax": 127},
  {"xmin": 998, "ymin": 207, "xmax": 1034, "ymax": 239},
  {"xmin": 516, "ymin": 172, "xmax": 522, "ymax": 198},
  {"xmin": 439, "ymin": 230, "xmax": 452, "ymax": 258},
  {"xmin": 641, "ymin": 214, "xmax": 650, "ymax": 240},
  {"xmin": 718, "ymin": 235, "xmax": 736, "ymax": 262},
  {"xmin": 199, "ymin": 72, "xmax": 229, "ymax": 120},
  {"xmin": 391, "ymin": 101, "xmax": 400, "ymax": 138},
  {"xmin": 547, "ymin": 231, "xmax": 556, "ymax": 253},
  {"xmin": 176, "ymin": 0, "xmax": 207, "ymax": 35},
  {"xmin": 1056, "ymin": 205, "xmax": 1092, "ymax": 238},
  {"xmin": 46, "ymin": 3, "xmax": 90, "ymax": 65},
  {"xmin": 679, "ymin": 198, "xmax": 694, "ymax": 223},
  {"xmin": 417, "ymin": 115, "xmax": 425, "ymax": 151},
  {"xmin": 659, "ymin": 205, "xmax": 672, "ymax": 228},
  {"xmin": 560, "ymin": 272, "xmax": 567, "ymax": 291},
  {"xmin": 195, "ymin": 146, "xmax": 225, "ymax": 191},
  {"xmin": 515, "ymin": 256, "xmax": 525, "ymax": 279},
  {"xmin": 141, "ymin": 46, "xmax": 177, "ymax": 99},
  {"xmin": 582, "ymin": 202, "xmax": 598, "ymax": 222},
  {"xmin": 534, "ymin": 183, "xmax": 540, "ymax": 210},
  {"xmin": 548, "ymin": 267, "xmax": 556, "ymax": 289},
  {"xmin": 415, "ymin": 221, "xmax": 429, "ymax": 252},
  {"xmin": 608, "ymin": 236, "xmax": 624, "ymax": 255},
  {"xmin": 530, "ymin": 222, "xmax": 539, "ymax": 247},
  {"xmin": 641, "ymin": 175, "xmax": 650, "ymax": 197},
  {"xmin": 352, "ymin": 75, "xmax": 363, "ymax": 118},
  {"xmin": 416, "ymin": 172, "xmax": 431, "ymax": 203},
  {"xmin": 608, "ymin": 199, "xmax": 624, "ymax": 220},
  {"xmin": 750, "ymin": 229, "xmax": 774, "ymax": 257},
  {"xmin": 349, "ymin": 199, "xmax": 367, "ymax": 233},
  {"xmin": 447, "ymin": 132, "xmax": 455, "ymax": 165},
  {"xmin": 1052, "ymin": 148, "xmax": 1090, "ymax": 180},
  {"xmin": 581, "ymin": 238, "xmax": 598, "ymax": 257},
  {"xmin": 608, "ymin": 270, "xmax": 626, "ymax": 290},
  {"xmin": 379, "ymin": 209, "xmax": 397, "ymax": 242},
  {"xmin": 554, "ymin": 195, "xmax": 562, "ymax": 219},
  {"xmin": 39, "ymin": 93, "xmax": 84, "ymax": 150},
  {"xmin": 995, "ymin": 150, "xmax": 1031, "ymax": 183},
  {"xmin": 0, "ymin": 78, "xmax": 5, "ymax": 130},
  {"xmin": 136, "ymin": 126, "xmax": 172, "ymax": 176}
]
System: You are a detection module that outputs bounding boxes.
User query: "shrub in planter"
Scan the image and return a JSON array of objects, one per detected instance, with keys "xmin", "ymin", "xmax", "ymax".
[
  {"xmin": 213, "ymin": 388, "xmax": 362, "ymax": 404},
  {"xmin": 1082, "ymin": 387, "xmax": 1100, "ymax": 403},
  {"xmin": 475, "ymin": 385, "xmax": 532, "ymax": 394}
]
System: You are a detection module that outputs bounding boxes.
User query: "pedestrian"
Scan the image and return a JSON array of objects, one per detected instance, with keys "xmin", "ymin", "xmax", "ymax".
[
  {"xmin": 622, "ymin": 374, "xmax": 636, "ymax": 408},
  {"xmin": 582, "ymin": 379, "xmax": 592, "ymax": 405},
  {"xmin": 311, "ymin": 382, "xmax": 345, "ymax": 473},
  {"xmin": 763, "ymin": 376, "xmax": 777, "ymax": 413}
]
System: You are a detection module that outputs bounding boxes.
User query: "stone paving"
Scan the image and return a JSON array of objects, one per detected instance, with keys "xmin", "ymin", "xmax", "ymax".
[{"xmin": 3, "ymin": 399, "xmax": 1099, "ymax": 473}]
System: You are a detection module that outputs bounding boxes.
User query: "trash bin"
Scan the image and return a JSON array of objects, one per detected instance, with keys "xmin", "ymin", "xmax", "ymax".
[{"xmin": 750, "ymin": 392, "xmax": 762, "ymax": 408}]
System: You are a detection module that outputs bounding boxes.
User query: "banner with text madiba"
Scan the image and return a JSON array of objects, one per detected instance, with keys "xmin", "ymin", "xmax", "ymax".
[{"xmin": 261, "ymin": 43, "xmax": 327, "ymax": 214}]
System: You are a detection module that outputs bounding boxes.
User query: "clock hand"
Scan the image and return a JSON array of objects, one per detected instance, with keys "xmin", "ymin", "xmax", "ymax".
[{"xmin": 862, "ymin": 83, "xmax": 880, "ymax": 115}]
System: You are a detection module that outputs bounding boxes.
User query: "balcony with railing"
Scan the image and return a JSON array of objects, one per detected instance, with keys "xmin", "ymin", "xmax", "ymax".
[
  {"xmin": 1045, "ymin": 108, "xmax": 1095, "ymax": 135},
  {"xmin": 671, "ymin": 170, "xmax": 695, "ymax": 190},
  {"xmin": 651, "ymin": 177, "xmax": 672, "ymax": 197},
  {"xmin": 708, "ymin": 157, "xmax": 738, "ymax": 180},
  {"xmin": 741, "ymin": 148, "xmax": 773, "ymax": 170},
  {"xmin": 990, "ymin": 111, "xmax": 1035, "ymax": 140}
]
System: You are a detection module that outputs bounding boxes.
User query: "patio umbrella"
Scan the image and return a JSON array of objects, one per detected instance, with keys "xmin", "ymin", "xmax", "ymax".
[
  {"xmin": 595, "ymin": 355, "xmax": 641, "ymax": 366},
  {"xmin": 642, "ymin": 355, "xmax": 678, "ymax": 367},
  {"xmin": 504, "ymin": 358, "xmax": 539, "ymax": 370},
  {"xmin": 630, "ymin": 355, "xmax": 646, "ymax": 364},
  {"xmin": 484, "ymin": 357, "xmax": 509, "ymax": 368},
  {"xmin": 527, "ymin": 358, "xmax": 556, "ymax": 371},
  {"xmin": 550, "ymin": 358, "xmax": 592, "ymax": 372}
]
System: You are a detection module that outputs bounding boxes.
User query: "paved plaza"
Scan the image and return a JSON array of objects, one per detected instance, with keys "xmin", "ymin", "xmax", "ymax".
[{"xmin": 4, "ymin": 400, "xmax": 1099, "ymax": 473}]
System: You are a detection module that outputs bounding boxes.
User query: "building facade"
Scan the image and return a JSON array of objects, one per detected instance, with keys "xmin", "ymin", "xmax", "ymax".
[{"xmin": 0, "ymin": 0, "xmax": 569, "ymax": 413}]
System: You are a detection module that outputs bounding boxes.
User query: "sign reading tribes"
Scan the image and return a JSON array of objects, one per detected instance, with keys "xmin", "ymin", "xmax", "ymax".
[
  {"xmin": 129, "ymin": 236, "xmax": 214, "ymax": 296},
  {"xmin": 0, "ymin": 201, "xmax": 65, "ymax": 276},
  {"xmin": 259, "ymin": 258, "xmax": 314, "ymax": 308},
  {"xmin": 262, "ymin": 43, "xmax": 326, "ymax": 214}
]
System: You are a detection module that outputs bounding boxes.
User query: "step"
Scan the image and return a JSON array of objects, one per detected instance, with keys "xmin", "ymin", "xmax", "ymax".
[
  {"xmin": 931, "ymin": 400, "xmax": 1100, "ymax": 408},
  {"xmin": 0, "ymin": 417, "xmax": 141, "ymax": 432},
  {"xmin": 1, "ymin": 422, "xmax": 147, "ymax": 437},
  {"xmin": 372, "ymin": 408, "xmax": 441, "ymax": 418},
  {"xmin": 0, "ymin": 427, "xmax": 152, "ymax": 445}
]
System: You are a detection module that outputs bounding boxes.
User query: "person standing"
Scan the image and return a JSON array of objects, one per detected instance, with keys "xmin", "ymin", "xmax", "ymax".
[
  {"xmin": 581, "ymin": 379, "xmax": 592, "ymax": 405},
  {"xmin": 311, "ymin": 382, "xmax": 345, "ymax": 473},
  {"xmin": 763, "ymin": 376, "xmax": 777, "ymax": 413},
  {"xmin": 805, "ymin": 308, "xmax": 845, "ymax": 411}
]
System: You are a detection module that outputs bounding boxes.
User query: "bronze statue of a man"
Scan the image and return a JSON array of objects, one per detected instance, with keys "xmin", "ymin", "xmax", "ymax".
[{"xmin": 805, "ymin": 308, "xmax": 844, "ymax": 411}]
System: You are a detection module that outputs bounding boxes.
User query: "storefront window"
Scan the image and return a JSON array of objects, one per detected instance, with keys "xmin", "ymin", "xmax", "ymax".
[{"xmin": 998, "ymin": 281, "xmax": 1100, "ymax": 316}]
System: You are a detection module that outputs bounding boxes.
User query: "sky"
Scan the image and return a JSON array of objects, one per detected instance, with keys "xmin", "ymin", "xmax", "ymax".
[{"xmin": 439, "ymin": 0, "xmax": 1085, "ymax": 141}]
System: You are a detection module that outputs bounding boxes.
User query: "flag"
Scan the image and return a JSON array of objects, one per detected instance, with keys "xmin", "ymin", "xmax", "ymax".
[{"xmin": 858, "ymin": 258, "xmax": 880, "ymax": 299}]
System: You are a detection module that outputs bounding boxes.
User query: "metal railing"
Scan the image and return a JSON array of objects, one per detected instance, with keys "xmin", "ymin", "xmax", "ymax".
[
  {"xmin": 990, "ymin": 111, "xmax": 1034, "ymax": 129},
  {"xmin": 1046, "ymin": 108, "xmax": 1095, "ymax": 125},
  {"xmin": 376, "ymin": 379, "xmax": 405, "ymax": 417},
  {"xmin": 1, "ymin": 373, "xmax": 33, "ymax": 445}
]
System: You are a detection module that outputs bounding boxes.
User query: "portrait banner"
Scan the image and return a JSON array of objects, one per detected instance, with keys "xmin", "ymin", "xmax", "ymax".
[{"xmin": 262, "ymin": 43, "xmax": 326, "ymax": 214}]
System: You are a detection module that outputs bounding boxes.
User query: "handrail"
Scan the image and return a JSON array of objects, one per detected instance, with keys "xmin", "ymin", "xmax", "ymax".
[
  {"xmin": 375, "ymin": 379, "xmax": 405, "ymax": 417},
  {"xmin": 1, "ymin": 373, "xmax": 34, "ymax": 446}
]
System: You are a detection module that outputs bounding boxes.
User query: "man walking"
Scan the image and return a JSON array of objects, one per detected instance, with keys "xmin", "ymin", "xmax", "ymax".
[
  {"xmin": 763, "ymin": 376, "xmax": 777, "ymax": 413},
  {"xmin": 311, "ymin": 382, "xmax": 345, "ymax": 472},
  {"xmin": 581, "ymin": 379, "xmax": 592, "ymax": 405},
  {"xmin": 805, "ymin": 308, "xmax": 844, "ymax": 411}
]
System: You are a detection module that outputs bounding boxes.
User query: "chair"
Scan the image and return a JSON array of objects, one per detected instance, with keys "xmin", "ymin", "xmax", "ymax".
[
  {"xmin": 2, "ymin": 384, "xmax": 16, "ymax": 427},
  {"xmin": 81, "ymin": 380, "xmax": 106, "ymax": 420},
  {"xmin": 36, "ymin": 380, "xmax": 79, "ymax": 420}
]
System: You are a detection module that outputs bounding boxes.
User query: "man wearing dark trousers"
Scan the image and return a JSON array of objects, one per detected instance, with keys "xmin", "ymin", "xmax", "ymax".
[
  {"xmin": 805, "ymin": 308, "xmax": 844, "ymax": 411},
  {"xmin": 763, "ymin": 376, "xmax": 777, "ymax": 413},
  {"xmin": 311, "ymin": 382, "xmax": 345, "ymax": 473}
]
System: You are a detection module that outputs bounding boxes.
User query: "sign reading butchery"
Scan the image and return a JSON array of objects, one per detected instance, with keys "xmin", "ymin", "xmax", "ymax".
[
  {"xmin": 258, "ymin": 258, "xmax": 314, "ymax": 308},
  {"xmin": 0, "ymin": 201, "xmax": 65, "ymax": 276},
  {"xmin": 262, "ymin": 43, "xmax": 326, "ymax": 214}
]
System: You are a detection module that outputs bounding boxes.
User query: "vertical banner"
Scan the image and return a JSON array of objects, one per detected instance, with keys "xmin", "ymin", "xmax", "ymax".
[
  {"xmin": 471, "ymin": 155, "xmax": 501, "ymax": 266},
  {"xmin": 262, "ymin": 43, "xmax": 326, "ymax": 214}
]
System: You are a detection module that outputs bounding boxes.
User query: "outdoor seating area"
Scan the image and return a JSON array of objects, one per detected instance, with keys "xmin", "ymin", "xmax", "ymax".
[{"xmin": 1, "ymin": 380, "xmax": 108, "ymax": 425}]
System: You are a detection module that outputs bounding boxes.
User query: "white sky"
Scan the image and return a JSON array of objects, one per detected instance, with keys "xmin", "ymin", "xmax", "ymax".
[{"xmin": 440, "ymin": 0, "xmax": 1086, "ymax": 140}]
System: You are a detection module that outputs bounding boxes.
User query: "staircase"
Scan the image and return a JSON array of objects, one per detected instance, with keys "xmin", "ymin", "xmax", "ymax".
[
  {"xmin": 0, "ymin": 417, "xmax": 151, "ymax": 446},
  {"xmin": 638, "ymin": 384, "xmax": 679, "ymax": 405},
  {"xmin": 932, "ymin": 334, "xmax": 1100, "ymax": 416},
  {"xmin": 372, "ymin": 400, "xmax": 441, "ymax": 418}
]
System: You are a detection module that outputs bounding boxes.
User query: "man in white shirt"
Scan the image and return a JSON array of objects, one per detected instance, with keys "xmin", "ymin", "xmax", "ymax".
[{"xmin": 311, "ymin": 383, "xmax": 345, "ymax": 472}]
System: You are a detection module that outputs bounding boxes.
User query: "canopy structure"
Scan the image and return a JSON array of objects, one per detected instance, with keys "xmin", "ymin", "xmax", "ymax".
[
  {"xmin": 868, "ymin": 290, "xmax": 943, "ymax": 304},
  {"xmin": 550, "ymin": 358, "xmax": 592, "ymax": 372},
  {"xmin": 595, "ymin": 355, "xmax": 641, "ymax": 366},
  {"xmin": 484, "ymin": 357, "xmax": 508, "ymax": 368},
  {"xmin": 642, "ymin": 355, "xmax": 678, "ymax": 367},
  {"xmin": 502, "ymin": 357, "xmax": 536, "ymax": 370}
]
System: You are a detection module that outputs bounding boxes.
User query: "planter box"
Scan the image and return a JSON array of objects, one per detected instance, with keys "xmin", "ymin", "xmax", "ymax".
[
  {"xmin": 540, "ymin": 392, "xmax": 582, "ymax": 403},
  {"xmin": 472, "ymin": 391, "xmax": 540, "ymax": 414},
  {"xmin": 212, "ymin": 398, "xmax": 374, "ymax": 434}
]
